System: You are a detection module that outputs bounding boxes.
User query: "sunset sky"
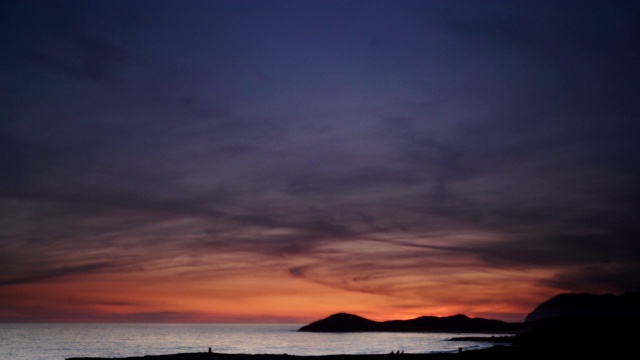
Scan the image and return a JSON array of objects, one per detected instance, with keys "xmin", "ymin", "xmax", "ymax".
[{"xmin": 1, "ymin": 0, "xmax": 639, "ymax": 324}]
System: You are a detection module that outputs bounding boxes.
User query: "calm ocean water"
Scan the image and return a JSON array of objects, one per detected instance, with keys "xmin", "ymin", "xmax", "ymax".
[{"xmin": 0, "ymin": 323, "xmax": 505, "ymax": 360}]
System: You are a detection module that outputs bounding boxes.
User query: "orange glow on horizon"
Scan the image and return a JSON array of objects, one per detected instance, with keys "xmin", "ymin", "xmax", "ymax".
[
  {"xmin": 0, "ymin": 260, "xmax": 560, "ymax": 324},
  {"xmin": 0, "ymin": 236, "xmax": 564, "ymax": 324}
]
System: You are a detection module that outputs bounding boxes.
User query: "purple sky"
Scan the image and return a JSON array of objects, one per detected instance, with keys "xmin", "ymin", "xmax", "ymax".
[{"xmin": 1, "ymin": 0, "xmax": 639, "ymax": 323}]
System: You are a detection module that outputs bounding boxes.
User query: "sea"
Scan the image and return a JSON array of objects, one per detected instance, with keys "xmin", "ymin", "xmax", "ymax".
[{"xmin": 0, "ymin": 323, "xmax": 508, "ymax": 360}]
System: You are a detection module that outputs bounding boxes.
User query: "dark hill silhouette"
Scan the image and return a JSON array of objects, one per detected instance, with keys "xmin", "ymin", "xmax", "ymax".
[
  {"xmin": 400, "ymin": 314, "xmax": 513, "ymax": 333},
  {"xmin": 298, "ymin": 313, "xmax": 522, "ymax": 333},
  {"xmin": 298, "ymin": 313, "xmax": 381, "ymax": 332}
]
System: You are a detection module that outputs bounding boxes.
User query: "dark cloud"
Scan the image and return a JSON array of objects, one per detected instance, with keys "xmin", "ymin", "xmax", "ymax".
[
  {"xmin": 0, "ymin": 262, "xmax": 112, "ymax": 286},
  {"xmin": 541, "ymin": 264, "xmax": 640, "ymax": 293}
]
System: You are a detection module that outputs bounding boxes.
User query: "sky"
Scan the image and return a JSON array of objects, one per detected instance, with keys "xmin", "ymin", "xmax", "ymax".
[{"xmin": 1, "ymin": 0, "xmax": 639, "ymax": 324}]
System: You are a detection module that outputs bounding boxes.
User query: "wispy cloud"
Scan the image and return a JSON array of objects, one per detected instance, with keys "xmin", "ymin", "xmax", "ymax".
[{"xmin": 0, "ymin": 262, "xmax": 113, "ymax": 286}]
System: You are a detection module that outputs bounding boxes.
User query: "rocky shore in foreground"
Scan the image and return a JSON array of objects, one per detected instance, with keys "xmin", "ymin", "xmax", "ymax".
[
  {"xmin": 66, "ymin": 346, "xmax": 517, "ymax": 360},
  {"xmin": 64, "ymin": 340, "xmax": 629, "ymax": 360}
]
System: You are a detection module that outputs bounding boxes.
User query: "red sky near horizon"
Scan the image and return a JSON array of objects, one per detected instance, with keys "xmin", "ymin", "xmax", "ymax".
[
  {"xmin": 2, "ymin": 234, "xmax": 559, "ymax": 323},
  {"xmin": 1, "ymin": 0, "xmax": 639, "ymax": 323}
]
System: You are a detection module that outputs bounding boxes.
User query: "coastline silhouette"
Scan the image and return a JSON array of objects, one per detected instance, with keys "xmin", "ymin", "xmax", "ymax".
[{"xmin": 66, "ymin": 292, "xmax": 639, "ymax": 360}]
